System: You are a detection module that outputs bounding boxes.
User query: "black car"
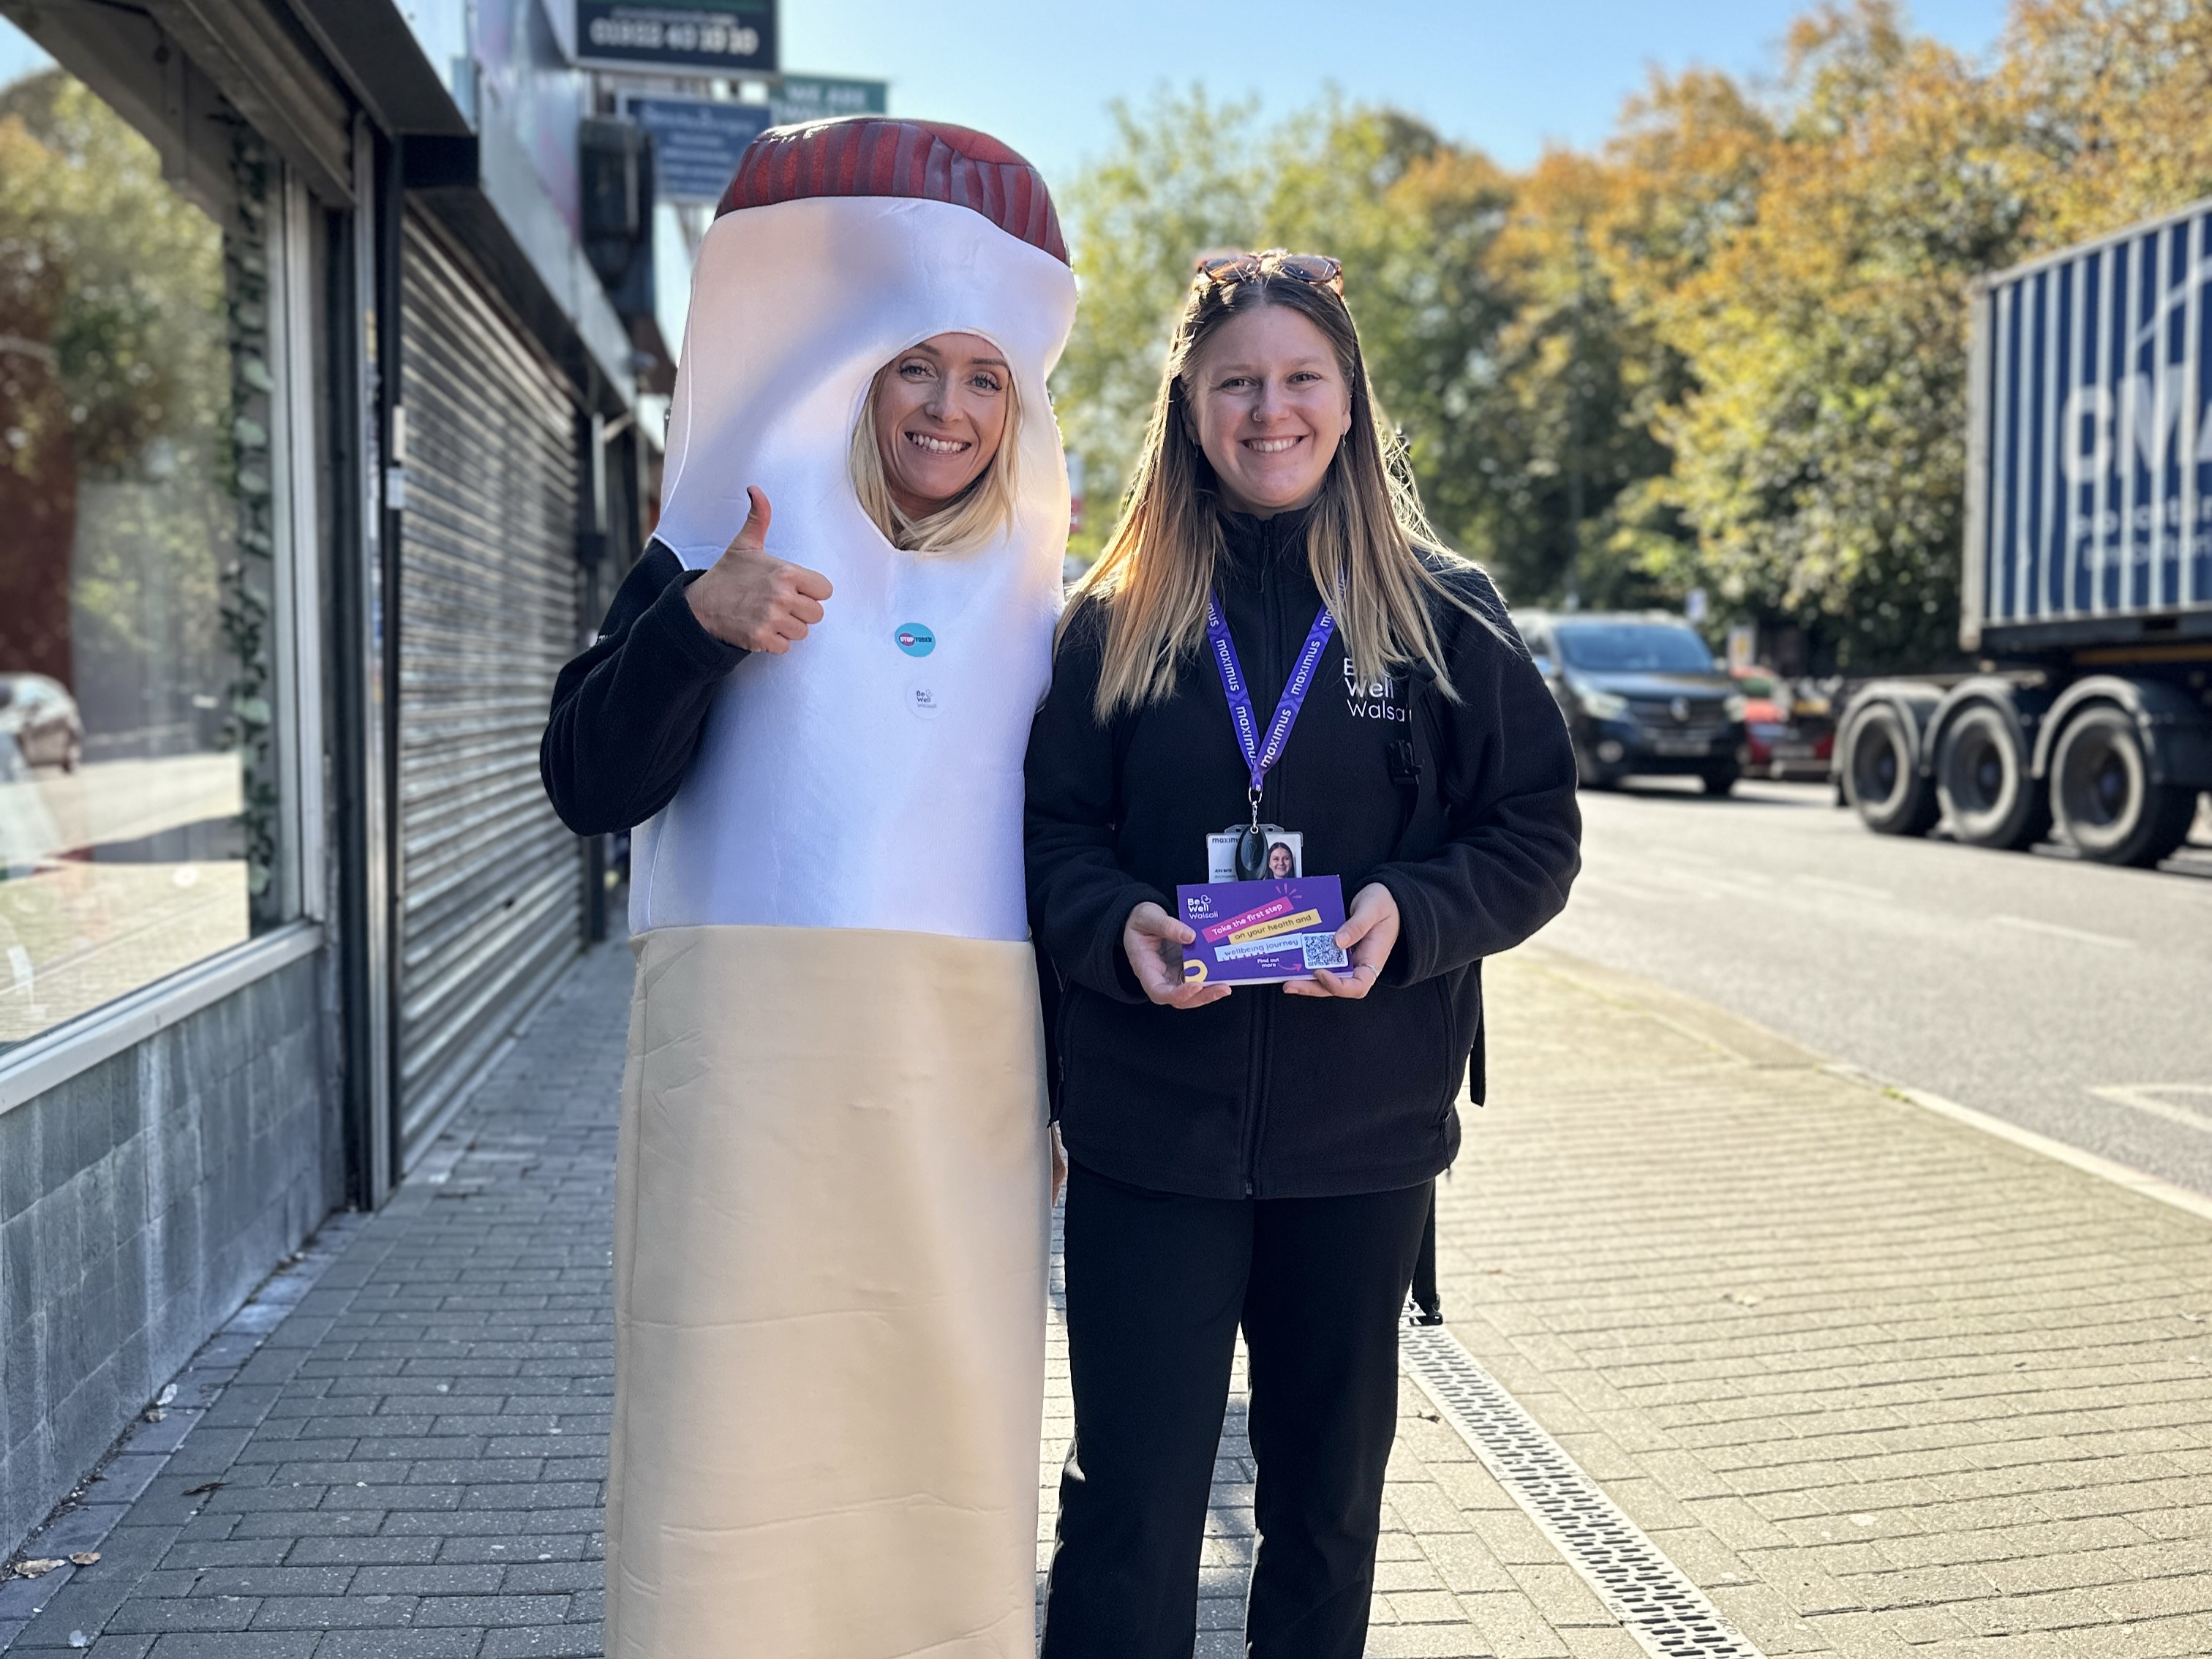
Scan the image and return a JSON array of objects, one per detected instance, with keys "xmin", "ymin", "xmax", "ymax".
[{"xmin": 1511, "ymin": 611, "xmax": 1746, "ymax": 795}]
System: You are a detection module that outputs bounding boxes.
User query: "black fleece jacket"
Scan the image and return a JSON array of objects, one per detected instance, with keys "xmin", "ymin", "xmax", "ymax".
[
  {"xmin": 541, "ymin": 541, "xmax": 748, "ymax": 836},
  {"xmin": 1024, "ymin": 507, "xmax": 1581, "ymax": 1201}
]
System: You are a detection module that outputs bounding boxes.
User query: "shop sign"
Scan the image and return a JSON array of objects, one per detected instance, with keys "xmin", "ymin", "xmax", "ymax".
[
  {"xmin": 577, "ymin": 0, "xmax": 776, "ymax": 73},
  {"xmin": 625, "ymin": 94, "xmax": 773, "ymax": 202},
  {"xmin": 770, "ymin": 75, "xmax": 887, "ymax": 125}
]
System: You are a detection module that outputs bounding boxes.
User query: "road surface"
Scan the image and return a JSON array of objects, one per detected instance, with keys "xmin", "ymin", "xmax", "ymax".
[{"xmin": 1531, "ymin": 778, "xmax": 2212, "ymax": 1197}]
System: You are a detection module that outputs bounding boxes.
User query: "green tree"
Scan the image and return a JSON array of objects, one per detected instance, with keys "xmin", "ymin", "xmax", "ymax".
[
  {"xmin": 1052, "ymin": 89, "xmax": 1517, "ymax": 569},
  {"xmin": 0, "ymin": 71, "xmax": 230, "ymax": 679},
  {"xmin": 1997, "ymin": 0, "xmax": 2212, "ymax": 245},
  {"xmin": 1637, "ymin": 4, "xmax": 2026, "ymax": 667},
  {"xmin": 1051, "ymin": 0, "xmax": 2212, "ymax": 661},
  {"xmin": 1462, "ymin": 148, "xmax": 1683, "ymax": 609}
]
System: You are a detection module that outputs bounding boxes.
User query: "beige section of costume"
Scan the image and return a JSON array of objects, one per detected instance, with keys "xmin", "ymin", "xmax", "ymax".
[{"xmin": 606, "ymin": 923, "xmax": 1050, "ymax": 1658}]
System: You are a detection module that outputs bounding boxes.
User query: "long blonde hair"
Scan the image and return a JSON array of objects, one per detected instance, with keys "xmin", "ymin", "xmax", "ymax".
[
  {"xmin": 1068, "ymin": 258, "xmax": 1480, "ymax": 719},
  {"xmin": 849, "ymin": 357, "xmax": 1025, "ymax": 554}
]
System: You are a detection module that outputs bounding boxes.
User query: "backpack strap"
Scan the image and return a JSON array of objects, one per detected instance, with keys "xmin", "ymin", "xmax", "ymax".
[{"xmin": 1387, "ymin": 664, "xmax": 1446, "ymax": 859}]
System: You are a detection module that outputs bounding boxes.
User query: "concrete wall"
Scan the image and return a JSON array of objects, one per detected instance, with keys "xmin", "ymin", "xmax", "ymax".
[{"xmin": 0, "ymin": 950, "xmax": 342, "ymax": 1555}]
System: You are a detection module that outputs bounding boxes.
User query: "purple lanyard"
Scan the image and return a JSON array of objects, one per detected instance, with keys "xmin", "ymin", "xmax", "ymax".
[{"xmin": 1204, "ymin": 590, "xmax": 1337, "ymax": 824}]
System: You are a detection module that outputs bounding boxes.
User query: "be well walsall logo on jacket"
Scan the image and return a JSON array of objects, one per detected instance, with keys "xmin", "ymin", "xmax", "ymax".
[{"xmin": 1344, "ymin": 657, "xmax": 1408, "ymax": 723}]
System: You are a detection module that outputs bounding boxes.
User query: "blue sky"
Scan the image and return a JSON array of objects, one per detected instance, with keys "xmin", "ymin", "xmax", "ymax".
[
  {"xmin": 786, "ymin": 0, "xmax": 2017, "ymax": 187},
  {"xmin": 7, "ymin": 5, "xmax": 2018, "ymax": 188},
  {"xmin": 0, "ymin": 19, "xmax": 50, "ymax": 89}
]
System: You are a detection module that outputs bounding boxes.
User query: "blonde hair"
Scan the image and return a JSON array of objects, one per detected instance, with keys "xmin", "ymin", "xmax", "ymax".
[
  {"xmin": 849, "ymin": 357, "xmax": 1025, "ymax": 554},
  {"xmin": 1067, "ymin": 259, "xmax": 1484, "ymax": 720}
]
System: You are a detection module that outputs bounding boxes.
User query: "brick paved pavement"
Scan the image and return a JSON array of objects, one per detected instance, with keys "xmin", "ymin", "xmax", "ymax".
[
  {"xmin": 9, "ymin": 933, "xmax": 2212, "ymax": 1657},
  {"xmin": 1418, "ymin": 945, "xmax": 2212, "ymax": 1659},
  {"xmin": 0, "ymin": 940, "xmax": 626, "ymax": 1658}
]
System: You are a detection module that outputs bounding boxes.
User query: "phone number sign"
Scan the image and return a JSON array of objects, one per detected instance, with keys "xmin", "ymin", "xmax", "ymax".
[{"xmin": 577, "ymin": 1, "xmax": 777, "ymax": 73}]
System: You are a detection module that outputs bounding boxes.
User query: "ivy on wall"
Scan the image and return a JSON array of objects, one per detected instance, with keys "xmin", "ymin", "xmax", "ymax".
[{"xmin": 218, "ymin": 121, "xmax": 279, "ymax": 920}]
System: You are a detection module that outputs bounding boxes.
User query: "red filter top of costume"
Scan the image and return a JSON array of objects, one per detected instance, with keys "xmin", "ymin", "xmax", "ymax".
[{"xmin": 717, "ymin": 116, "xmax": 1068, "ymax": 267}]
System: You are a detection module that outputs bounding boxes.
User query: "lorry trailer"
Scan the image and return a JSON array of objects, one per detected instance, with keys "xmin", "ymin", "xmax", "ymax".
[{"xmin": 1836, "ymin": 198, "xmax": 2212, "ymax": 865}]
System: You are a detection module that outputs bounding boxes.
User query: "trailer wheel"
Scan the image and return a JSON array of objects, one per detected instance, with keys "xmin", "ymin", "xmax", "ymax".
[
  {"xmin": 1843, "ymin": 704, "xmax": 1939, "ymax": 836},
  {"xmin": 1934, "ymin": 704, "xmax": 2049, "ymax": 850},
  {"xmin": 2048, "ymin": 707, "xmax": 2199, "ymax": 867}
]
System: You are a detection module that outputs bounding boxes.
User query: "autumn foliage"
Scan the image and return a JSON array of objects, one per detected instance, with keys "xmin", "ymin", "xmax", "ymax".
[{"xmin": 1055, "ymin": 0, "xmax": 2212, "ymax": 669}]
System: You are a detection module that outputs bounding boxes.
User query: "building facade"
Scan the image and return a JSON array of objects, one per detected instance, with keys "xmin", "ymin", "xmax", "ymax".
[{"xmin": 0, "ymin": 0, "xmax": 650, "ymax": 1557}]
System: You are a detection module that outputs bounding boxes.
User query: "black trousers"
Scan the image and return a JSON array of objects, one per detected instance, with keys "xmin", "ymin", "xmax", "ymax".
[{"xmin": 1039, "ymin": 1164, "xmax": 1434, "ymax": 1659}]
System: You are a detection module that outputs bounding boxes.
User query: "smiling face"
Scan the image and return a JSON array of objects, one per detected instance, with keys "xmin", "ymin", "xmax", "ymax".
[
  {"xmin": 1186, "ymin": 301, "xmax": 1354, "ymax": 518},
  {"xmin": 1266, "ymin": 842, "xmax": 1295, "ymax": 878},
  {"xmin": 870, "ymin": 332, "xmax": 1012, "ymax": 520}
]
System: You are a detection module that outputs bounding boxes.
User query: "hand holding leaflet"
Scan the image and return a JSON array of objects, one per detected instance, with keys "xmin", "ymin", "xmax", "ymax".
[
  {"xmin": 1282, "ymin": 881, "xmax": 1399, "ymax": 1000},
  {"xmin": 1124, "ymin": 901, "xmax": 1234, "ymax": 1009}
]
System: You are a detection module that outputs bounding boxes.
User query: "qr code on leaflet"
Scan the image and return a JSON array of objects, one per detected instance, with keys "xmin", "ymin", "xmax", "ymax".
[{"xmin": 1301, "ymin": 933, "xmax": 1349, "ymax": 971}]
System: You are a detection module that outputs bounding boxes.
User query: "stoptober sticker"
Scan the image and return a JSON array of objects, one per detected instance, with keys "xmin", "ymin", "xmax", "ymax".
[
  {"xmin": 1175, "ymin": 876, "xmax": 1349, "ymax": 987},
  {"xmin": 894, "ymin": 622, "xmax": 936, "ymax": 657}
]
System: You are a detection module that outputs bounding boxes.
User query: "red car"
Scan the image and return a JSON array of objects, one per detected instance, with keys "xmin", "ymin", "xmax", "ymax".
[{"xmin": 1732, "ymin": 668, "xmax": 1835, "ymax": 782}]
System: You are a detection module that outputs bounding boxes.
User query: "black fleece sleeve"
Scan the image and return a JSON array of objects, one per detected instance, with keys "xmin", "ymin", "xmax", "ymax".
[
  {"xmin": 1023, "ymin": 603, "xmax": 1165, "ymax": 1004},
  {"xmin": 540, "ymin": 541, "xmax": 748, "ymax": 835},
  {"xmin": 1369, "ymin": 568, "xmax": 1581, "ymax": 983}
]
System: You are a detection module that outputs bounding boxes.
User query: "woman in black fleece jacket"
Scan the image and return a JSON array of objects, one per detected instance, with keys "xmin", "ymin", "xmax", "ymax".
[{"xmin": 1028, "ymin": 254, "xmax": 1580, "ymax": 1659}]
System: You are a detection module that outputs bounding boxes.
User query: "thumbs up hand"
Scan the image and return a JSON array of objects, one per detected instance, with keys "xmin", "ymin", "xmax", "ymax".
[{"xmin": 684, "ymin": 486, "xmax": 835, "ymax": 655}]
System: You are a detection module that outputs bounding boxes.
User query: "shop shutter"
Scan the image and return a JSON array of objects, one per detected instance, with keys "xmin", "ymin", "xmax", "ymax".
[{"xmin": 394, "ymin": 215, "xmax": 585, "ymax": 1170}]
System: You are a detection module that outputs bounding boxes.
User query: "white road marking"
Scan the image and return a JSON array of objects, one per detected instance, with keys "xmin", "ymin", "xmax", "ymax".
[
  {"xmin": 1797, "ymin": 875, "xmax": 1892, "ymax": 902},
  {"xmin": 1787, "ymin": 876, "xmax": 1893, "ymax": 902},
  {"xmin": 1989, "ymin": 913, "xmax": 2134, "ymax": 949},
  {"xmin": 1652, "ymin": 850, "xmax": 1786, "ymax": 891},
  {"xmin": 1644, "ymin": 865, "xmax": 1768, "ymax": 902},
  {"xmin": 1573, "ymin": 872, "xmax": 1685, "ymax": 905},
  {"xmin": 1653, "ymin": 846, "xmax": 1730, "ymax": 868},
  {"xmin": 2088, "ymin": 1085, "xmax": 2212, "ymax": 1135},
  {"xmin": 1821, "ymin": 1065, "xmax": 2212, "ymax": 1227}
]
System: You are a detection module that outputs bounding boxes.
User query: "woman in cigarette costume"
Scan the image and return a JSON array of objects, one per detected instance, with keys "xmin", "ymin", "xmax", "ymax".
[{"xmin": 541, "ymin": 118, "xmax": 1076, "ymax": 1656}]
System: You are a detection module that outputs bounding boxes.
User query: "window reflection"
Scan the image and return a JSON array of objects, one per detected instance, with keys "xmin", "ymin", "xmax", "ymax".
[{"xmin": 0, "ymin": 42, "xmax": 282, "ymax": 1050}]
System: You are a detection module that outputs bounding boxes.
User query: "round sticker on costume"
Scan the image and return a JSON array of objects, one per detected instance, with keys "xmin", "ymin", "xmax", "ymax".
[
  {"xmin": 906, "ymin": 682, "xmax": 942, "ymax": 720},
  {"xmin": 894, "ymin": 622, "xmax": 936, "ymax": 658}
]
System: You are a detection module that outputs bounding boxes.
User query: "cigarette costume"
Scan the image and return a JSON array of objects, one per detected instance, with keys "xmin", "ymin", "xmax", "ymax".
[{"xmin": 600, "ymin": 121, "xmax": 1075, "ymax": 1656}]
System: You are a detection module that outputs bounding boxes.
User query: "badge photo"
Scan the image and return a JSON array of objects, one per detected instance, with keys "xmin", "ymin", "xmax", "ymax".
[{"xmin": 1208, "ymin": 825, "xmax": 1303, "ymax": 882}]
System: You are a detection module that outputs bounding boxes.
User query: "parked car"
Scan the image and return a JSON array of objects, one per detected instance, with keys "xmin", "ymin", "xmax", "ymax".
[
  {"xmin": 1512, "ymin": 611, "xmax": 1746, "ymax": 795},
  {"xmin": 1732, "ymin": 666, "xmax": 1836, "ymax": 782},
  {"xmin": 0, "ymin": 673, "xmax": 84, "ymax": 772}
]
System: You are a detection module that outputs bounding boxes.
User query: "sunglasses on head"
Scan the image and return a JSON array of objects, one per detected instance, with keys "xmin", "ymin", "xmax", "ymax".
[{"xmin": 1192, "ymin": 249, "xmax": 1345, "ymax": 296}]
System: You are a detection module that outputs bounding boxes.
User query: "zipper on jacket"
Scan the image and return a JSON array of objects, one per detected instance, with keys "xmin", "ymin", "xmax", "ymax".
[
  {"xmin": 1239, "ymin": 992, "xmax": 1271, "ymax": 1197},
  {"xmin": 1237, "ymin": 514, "xmax": 1292, "ymax": 1199}
]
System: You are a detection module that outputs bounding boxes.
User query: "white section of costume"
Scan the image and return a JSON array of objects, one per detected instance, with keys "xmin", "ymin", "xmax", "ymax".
[
  {"xmin": 606, "ymin": 191, "xmax": 1069, "ymax": 1656},
  {"xmin": 630, "ymin": 194, "xmax": 1077, "ymax": 943}
]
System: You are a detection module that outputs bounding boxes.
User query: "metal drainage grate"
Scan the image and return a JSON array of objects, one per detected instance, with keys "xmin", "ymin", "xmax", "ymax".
[{"xmin": 1399, "ymin": 1325, "xmax": 1766, "ymax": 1659}]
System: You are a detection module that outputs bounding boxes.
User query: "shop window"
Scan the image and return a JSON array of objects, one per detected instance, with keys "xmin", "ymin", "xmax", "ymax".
[{"xmin": 0, "ymin": 26, "xmax": 294, "ymax": 1052}]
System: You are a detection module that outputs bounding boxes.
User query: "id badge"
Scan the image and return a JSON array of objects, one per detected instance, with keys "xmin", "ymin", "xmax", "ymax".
[{"xmin": 1207, "ymin": 823, "xmax": 1306, "ymax": 883}]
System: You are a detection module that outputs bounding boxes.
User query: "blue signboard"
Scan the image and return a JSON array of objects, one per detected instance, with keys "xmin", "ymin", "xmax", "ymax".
[{"xmin": 628, "ymin": 96, "xmax": 772, "ymax": 204}]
